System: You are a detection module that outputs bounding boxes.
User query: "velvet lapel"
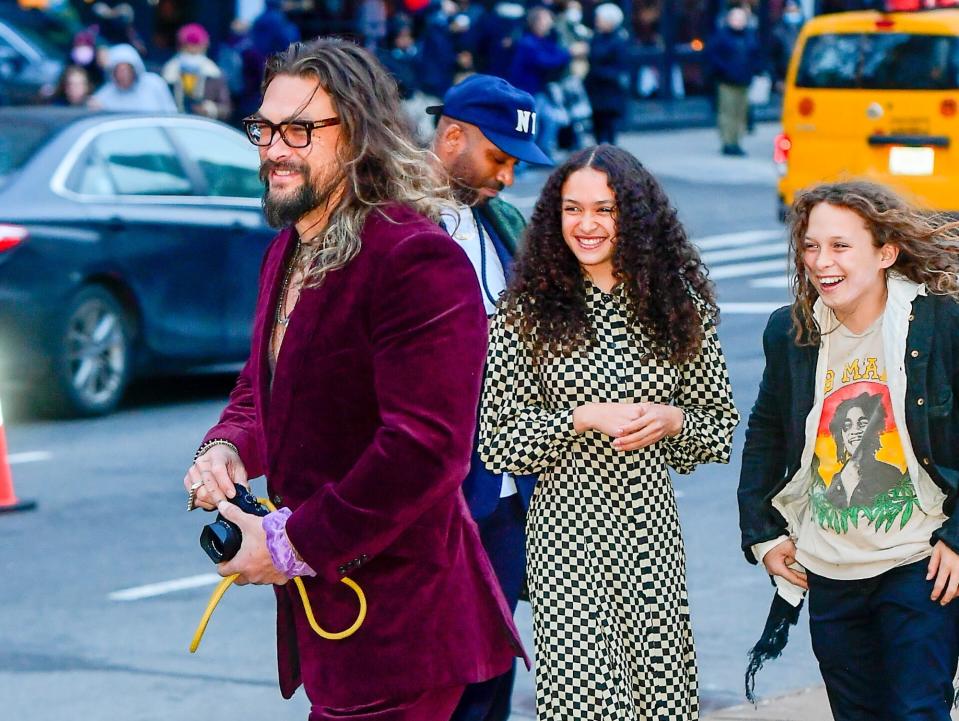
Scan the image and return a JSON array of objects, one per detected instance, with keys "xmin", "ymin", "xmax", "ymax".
[
  {"xmin": 254, "ymin": 227, "xmax": 297, "ymax": 433},
  {"xmin": 266, "ymin": 254, "xmax": 345, "ymax": 451}
]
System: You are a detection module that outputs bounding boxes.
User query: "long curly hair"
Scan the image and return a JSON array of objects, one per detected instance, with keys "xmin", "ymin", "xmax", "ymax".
[
  {"xmin": 262, "ymin": 38, "xmax": 449, "ymax": 286},
  {"xmin": 502, "ymin": 145, "xmax": 717, "ymax": 364},
  {"xmin": 788, "ymin": 181, "xmax": 959, "ymax": 345}
]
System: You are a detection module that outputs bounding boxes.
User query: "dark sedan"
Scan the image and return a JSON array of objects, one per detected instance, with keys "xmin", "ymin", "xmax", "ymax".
[
  {"xmin": 0, "ymin": 107, "xmax": 274, "ymax": 415},
  {"xmin": 0, "ymin": 11, "xmax": 65, "ymax": 105}
]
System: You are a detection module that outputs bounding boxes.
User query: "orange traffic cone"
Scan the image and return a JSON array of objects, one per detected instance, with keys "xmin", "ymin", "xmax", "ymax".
[{"xmin": 0, "ymin": 397, "xmax": 36, "ymax": 513}]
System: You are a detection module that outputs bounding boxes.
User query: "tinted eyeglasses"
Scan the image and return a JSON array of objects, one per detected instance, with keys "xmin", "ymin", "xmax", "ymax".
[{"xmin": 242, "ymin": 116, "xmax": 341, "ymax": 148}]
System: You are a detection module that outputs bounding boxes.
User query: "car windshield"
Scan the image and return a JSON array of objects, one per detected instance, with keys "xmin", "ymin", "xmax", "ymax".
[
  {"xmin": 0, "ymin": 123, "xmax": 59, "ymax": 182},
  {"xmin": 796, "ymin": 33, "xmax": 959, "ymax": 90}
]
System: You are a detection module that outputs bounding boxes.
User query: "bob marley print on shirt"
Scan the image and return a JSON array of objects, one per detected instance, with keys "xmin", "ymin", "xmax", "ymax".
[
  {"xmin": 809, "ymin": 318, "xmax": 918, "ymax": 537},
  {"xmin": 794, "ymin": 315, "xmax": 944, "ymax": 580}
]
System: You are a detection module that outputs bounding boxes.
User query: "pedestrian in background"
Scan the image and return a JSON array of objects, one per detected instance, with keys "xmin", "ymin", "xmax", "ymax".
[
  {"xmin": 91, "ymin": 1, "xmax": 147, "ymax": 57},
  {"xmin": 162, "ymin": 24, "xmax": 232, "ymax": 120},
  {"xmin": 89, "ymin": 43, "xmax": 176, "ymax": 113},
  {"xmin": 185, "ymin": 37, "xmax": 524, "ymax": 721},
  {"xmin": 738, "ymin": 181, "xmax": 959, "ymax": 720},
  {"xmin": 771, "ymin": 0, "xmax": 805, "ymax": 92},
  {"xmin": 706, "ymin": 4, "xmax": 761, "ymax": 156},
  {"xmin": 249, "ymin": 0, "xmax": 302, "ymax": 64},
  {"xmin": 51, "ymin": 64, "xmax": 92, "ymax": 107},
  {"xmin": 428, "ymin": 73, "xmax": 553, "ymax": 721},
  {"xmin": 585, "ymin": 2, "xmax": 629, "ymax": 146},
  {"xmin": 419, "ymin": 0, "xmax": 460, "ymax": 100},
  {"xmin": 507, "ymin": 6, "xmax": 571, "ymax": 161},
  {"xmin": 474, "ymin": 0, "xmax": 526, "ymax": 79},
  {"xmin": 68, "ymin": 29, "xmax": 105, "ymax": 88},
  {"xmin": 479, "ymin": 144, "xmax": 739, "ymax": 720}
]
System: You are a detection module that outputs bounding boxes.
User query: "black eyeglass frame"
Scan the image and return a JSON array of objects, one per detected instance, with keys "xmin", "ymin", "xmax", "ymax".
[{"xmin": 241, "ymin": 115, "xmax": 341, "ymax": 148}]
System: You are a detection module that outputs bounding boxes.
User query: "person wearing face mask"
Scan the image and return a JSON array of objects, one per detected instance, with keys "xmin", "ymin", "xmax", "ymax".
[
  {"xmin": 706, "ymin": 4, "xmax": 762, "ymax": 156},
  {"xmin": 69, "ymin": 30, "xmax": 104, "ymax": 88},
  {"xmin": 162, "ymin": 24, "xmax": 232, "ymax": 120},
  {"xmin": 89, "ymin": 43, "xmax": 176, "ymax": 113},
  {"xmin": 771, "ymin": 0, "xmax": 805, "ymax": 91}
]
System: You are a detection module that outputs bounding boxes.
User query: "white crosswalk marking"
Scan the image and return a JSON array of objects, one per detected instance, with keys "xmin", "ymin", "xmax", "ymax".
[
  {"xmin": 691, "ymin": 229, "xmax": 795, "ymax": 288},
  {"xmin": 701, "ymin": 241, "xmax": 787, "ymax": 264},
  {"xmin": 709, "ymin": 258, "xmax": 789, "ymax": 280},
  {"xmin": 693, "ymin": 229, "xmax": 784, "ymax": 251}
]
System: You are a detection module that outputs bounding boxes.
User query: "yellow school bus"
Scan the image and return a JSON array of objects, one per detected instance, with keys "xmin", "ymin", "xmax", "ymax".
[{"xmin": 776, "ymin": 2, "xmax": 959, "ymax": 219}]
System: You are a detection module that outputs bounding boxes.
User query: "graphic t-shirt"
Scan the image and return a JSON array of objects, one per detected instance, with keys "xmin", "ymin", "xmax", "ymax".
[{"xmin": 796, "ymin": 315, "xmax": 945, "ymax": 579}]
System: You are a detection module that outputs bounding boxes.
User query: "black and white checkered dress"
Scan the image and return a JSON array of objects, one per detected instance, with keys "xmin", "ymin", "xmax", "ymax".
[{"xmin": 478, "ymin": 284, "xmax": 739, "ymax": 720}]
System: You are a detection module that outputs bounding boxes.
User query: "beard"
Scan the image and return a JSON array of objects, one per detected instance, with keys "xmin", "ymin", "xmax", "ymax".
[
  {"xmin": 260, "ymin": 160, "xmax": 339, "ymax": 229},
  {"xmin": 447, "ymin": 153, "xmax": 504, "ymax": 207}
]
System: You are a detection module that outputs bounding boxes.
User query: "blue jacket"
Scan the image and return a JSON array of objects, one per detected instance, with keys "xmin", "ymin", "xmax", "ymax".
[
  {"xmin": 507, "ymin": 32, "xmax": 570, "ymax": 96},
  {"xmin": 707, "ymin": 26, "xmax": 762, "ymax": 87},
  {"xmin": 585, "ymin": 29, "xmax": 630, "ymax": 115}
]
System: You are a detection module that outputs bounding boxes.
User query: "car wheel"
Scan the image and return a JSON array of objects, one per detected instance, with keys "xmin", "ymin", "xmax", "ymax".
[{"xmin": 49, "ymin": 286, "xmax": 133, "ymax": 417}]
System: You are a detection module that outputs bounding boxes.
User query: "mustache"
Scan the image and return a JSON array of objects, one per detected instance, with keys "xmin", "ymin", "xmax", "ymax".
[{"xmin": 259, "ymin": 160, "xmax": 309, "ymax": 185}]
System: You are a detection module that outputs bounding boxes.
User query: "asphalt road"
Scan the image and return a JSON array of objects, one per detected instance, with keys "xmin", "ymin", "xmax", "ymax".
[{"xmin": 0, "ymin": 124, "xmax": 824, "ymax": 720}]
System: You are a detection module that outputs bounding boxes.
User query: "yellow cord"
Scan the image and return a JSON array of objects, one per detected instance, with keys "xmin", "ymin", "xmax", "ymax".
[{"xmin": 189, "ymin": 498, "xmax": 367, "ymax": 653}]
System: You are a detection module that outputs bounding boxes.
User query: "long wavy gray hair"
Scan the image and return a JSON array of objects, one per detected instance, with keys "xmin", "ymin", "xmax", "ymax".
[{"xmin": 262, "ymin": 38, "xmax": 449, "ymax": 286}]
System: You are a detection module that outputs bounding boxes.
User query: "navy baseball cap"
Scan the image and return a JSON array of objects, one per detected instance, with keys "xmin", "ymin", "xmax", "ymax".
[{"xmin": 427, "ymin": 74, "xmax": 553, "ymax": 166}]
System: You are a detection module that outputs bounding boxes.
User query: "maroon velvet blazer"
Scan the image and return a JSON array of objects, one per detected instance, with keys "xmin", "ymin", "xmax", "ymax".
[{"xmin": 203, "ymin": 204, "xmax": 525, "ymax": 708}]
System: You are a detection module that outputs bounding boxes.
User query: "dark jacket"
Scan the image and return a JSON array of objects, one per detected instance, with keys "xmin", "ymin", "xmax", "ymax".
[
  {"xmin": 462, "ymin": 197, "xmax": 536, "ymax": 520},
  {"xmin": 585, "ymin": 28, "xmax": 630, "ymax": 115},
  {"xmin": 738, "ymin": 296, "xmax": 959, "ymax": 565},
  {"xmin": 204, "ymin": 204, "xmax": 524, "ymax": 705},
  {"xmin": 507, "ymin": 31, "xmax": 570, "ymax": 96},
  {"xmin": 707, "ymin": 25, "xmax": 762, "ymax": 88}
]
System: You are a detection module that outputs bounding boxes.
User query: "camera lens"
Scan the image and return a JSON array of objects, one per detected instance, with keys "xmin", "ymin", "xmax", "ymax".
[{"xmin": 200, "ymin": 518, "xmax": 241, "ymax": 563}]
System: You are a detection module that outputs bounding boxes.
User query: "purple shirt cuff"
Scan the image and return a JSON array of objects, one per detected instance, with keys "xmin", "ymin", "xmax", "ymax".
[{"xmin": 263, "ymin": 508, "xmax": 316, "ymax": 579}]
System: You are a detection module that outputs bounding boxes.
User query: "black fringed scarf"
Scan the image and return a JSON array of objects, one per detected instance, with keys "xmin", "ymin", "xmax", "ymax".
[{"xmin": 744, "ymin": 592, "xmax": 805, "ymax": 703}]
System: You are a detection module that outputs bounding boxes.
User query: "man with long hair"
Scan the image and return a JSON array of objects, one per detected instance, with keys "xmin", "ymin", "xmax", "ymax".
[
  {"xmin": 183, "ymin": 38, "xmax": 524, "ymax": 720},
  {"xmin": 428, "ymin": 73, "xmax": 551, "ymax": 721}
]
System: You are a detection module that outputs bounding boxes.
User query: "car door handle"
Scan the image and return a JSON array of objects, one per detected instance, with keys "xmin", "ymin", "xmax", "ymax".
[{"xmin": 105, "ymin": 217, "xmax": 126, "ymax": 232}]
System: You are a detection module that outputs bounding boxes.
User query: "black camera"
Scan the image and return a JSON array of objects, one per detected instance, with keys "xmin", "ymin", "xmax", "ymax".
[{"xmin": 199, "ymin": 482, "xmax": 270, "ymax": 564}]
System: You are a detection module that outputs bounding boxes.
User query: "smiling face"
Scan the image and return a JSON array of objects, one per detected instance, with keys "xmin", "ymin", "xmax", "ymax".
[
  {"xmin": 561, "ymin": 167, "xmax": 617, "ymax": 284},
  {"xmin": 802, "ymin": 202, "xmax": 898, "ymax": 329},
  {"xmin": 256, "ymin": 73, "xmax": 345, "ymax": 228}
]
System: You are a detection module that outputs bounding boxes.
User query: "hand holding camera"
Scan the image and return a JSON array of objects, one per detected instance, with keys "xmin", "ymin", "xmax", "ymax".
[
  {"xmin": 197, "ymin": 482, "xmax": 288, "ymax": 586},
  {"xmin": 200, "ymin": 482, "xmax": 270, "ymax": 563}
]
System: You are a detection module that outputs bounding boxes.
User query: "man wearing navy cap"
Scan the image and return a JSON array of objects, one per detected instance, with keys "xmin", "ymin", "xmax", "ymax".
[{"xmin": 428, "ymin": 74, "xmax": 552, "ymax": 721}]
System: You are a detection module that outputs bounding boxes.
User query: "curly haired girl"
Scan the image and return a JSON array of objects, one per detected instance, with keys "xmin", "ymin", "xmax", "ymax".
[
  {"xmin": 739, "ymin": 180, "xmax": 959, "ymax": 719},
  {"xmin": 479, "ymin": 144, "xmax": 739, "ymax": 720}
]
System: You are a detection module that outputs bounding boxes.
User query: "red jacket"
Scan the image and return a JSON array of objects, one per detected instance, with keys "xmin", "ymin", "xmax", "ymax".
[{"xmin": 204, "ymin": 204, "xmax": 525, "ymax": 708}]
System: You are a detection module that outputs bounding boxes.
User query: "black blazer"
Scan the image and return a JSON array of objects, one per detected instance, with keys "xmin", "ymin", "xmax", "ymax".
[{"xmin": 738, "ymin": 293, "xmax": 959, "ymax": 564}]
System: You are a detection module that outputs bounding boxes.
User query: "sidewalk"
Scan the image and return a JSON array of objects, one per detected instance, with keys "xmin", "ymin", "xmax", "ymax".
[
  {"xmin": 703, "ymin": 686, "xmax": 959, "ymax": 720},
  {"xmin": 703, "ymin": 687, "xmax": 831, "ymax": 720},
  {"xmin": 623, "ymin": 95, "xmax": 782, "ymax": 132}
]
